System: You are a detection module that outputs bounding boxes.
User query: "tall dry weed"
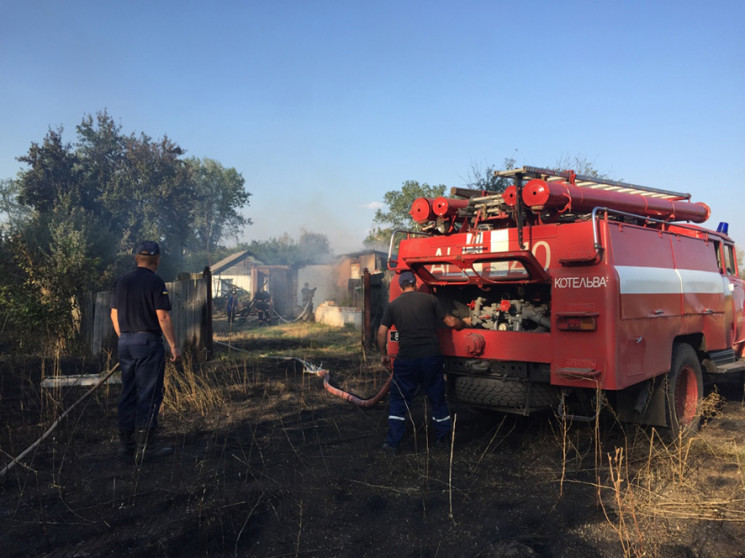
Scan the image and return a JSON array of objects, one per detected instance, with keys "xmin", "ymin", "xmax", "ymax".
[
  {"xmin": 163, "ymin": 353, "xmax": 227, "ymax": 418},
  {"xmin": 595, "ymin": 390, "xmax": 745, "ymax": 557}
]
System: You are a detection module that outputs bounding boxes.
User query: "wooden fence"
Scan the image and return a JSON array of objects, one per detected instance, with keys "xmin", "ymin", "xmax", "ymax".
[{"xmin": 84, "ymin": 269, "xmax": 213, "ymax": 360}]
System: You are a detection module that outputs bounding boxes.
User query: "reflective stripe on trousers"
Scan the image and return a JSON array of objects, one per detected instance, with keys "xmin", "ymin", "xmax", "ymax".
[{"xmin": 385, "ymin": 355, "xmax": 450, "ymax": 448}]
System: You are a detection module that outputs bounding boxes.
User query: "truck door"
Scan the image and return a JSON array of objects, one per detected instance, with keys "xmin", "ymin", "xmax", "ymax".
[
  {"xmin": 665, "ymin": 234, "xmax": 729, "ymax": 351},
  {"xmin": 722, "ymin": 242, "xmax": 745, "ymax": 352}
]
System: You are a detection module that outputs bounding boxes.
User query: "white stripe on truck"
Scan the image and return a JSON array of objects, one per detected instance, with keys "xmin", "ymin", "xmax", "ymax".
[{"xmin": 616, "ymin": 266, "xmax": 726, "ymax": 295}]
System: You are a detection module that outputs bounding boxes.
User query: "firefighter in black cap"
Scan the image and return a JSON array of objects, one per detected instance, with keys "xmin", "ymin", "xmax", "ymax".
[
  {"xmin": 110, "ymin": 241, "xmax": 181, "ymax": 463},
  {"xmin": 376, "ymin": 270, "xmax": 468, "ymax": 454}
]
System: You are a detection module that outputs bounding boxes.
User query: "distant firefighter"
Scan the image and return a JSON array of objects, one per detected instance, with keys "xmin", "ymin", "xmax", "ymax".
[
  {"xmin": 253, "ymin": 289, "xmax": 272, "ymax": 326},
  {"xmin": 226, "ymin": 291, "xmax": 238, "ymax": 324},
  {"xmin": 300, "ymin": 282, "xmax": 317, "ymax": 321}
]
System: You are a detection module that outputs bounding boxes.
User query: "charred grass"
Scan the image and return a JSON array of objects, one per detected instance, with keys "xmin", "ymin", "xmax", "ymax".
[{"xmin": 1, "ymin": 321, "xmax": 745, "ymax": 557}]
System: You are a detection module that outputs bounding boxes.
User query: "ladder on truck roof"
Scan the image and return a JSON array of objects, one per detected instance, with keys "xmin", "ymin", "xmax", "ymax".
[{"xmin": 494, "ymin": 166, "xmax": 691, "ymax": 201}]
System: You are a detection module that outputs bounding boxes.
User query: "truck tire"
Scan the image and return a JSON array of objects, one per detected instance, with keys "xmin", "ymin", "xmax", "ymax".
[
  {"xmin": 452, "ymin": 376, "xmax": 558, "ymax": 411},
  {"xmin": 665, "ymin": 343, "xmax": 703, "ymax": 440}
]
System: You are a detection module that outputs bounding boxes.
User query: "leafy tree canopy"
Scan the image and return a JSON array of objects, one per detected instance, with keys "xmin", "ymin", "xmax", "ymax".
[
  {"xmin": 241, "ymin": 230, "xmax": 332, "ymax": 266},
  {"xmin": 16, "ymin": 127, "xmax": 80, "ymax": 213},
  {"xmin": 464, "ymin": 156, "xmax": 517, "ymax": 193},
  {"xmin": 364, "ymin": 180, "xmax": 447, "ymax": 249},
  {"xmin": 0, "ymin": 110, "xmax": 252, "ymax": 353},
  {"xmin": 187, "ymin": 157, "xmax": 251, "ymax": 260},
  {"xmin": 0, "ymin": 178, "xmax": 33, "ymax": 233},
  {"xmin": 8, "ymin": 110, "xmax": 251, "ymax": 278}
]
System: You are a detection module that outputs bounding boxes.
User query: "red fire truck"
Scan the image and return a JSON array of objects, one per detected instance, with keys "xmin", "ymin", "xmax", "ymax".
[{"xmin": 386, "ymin": 166, "xmax": 745, "ymax": 437}]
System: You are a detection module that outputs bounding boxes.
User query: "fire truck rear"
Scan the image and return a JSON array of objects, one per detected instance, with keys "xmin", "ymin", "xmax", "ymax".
[{"xmin": 386, "ymin": 166, "xmax": 745, "ymax": 437}]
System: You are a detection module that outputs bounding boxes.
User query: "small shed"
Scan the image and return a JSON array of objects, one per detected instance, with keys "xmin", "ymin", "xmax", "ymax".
[
  {"xmin": 210, "ymin": 251, "xmax": 259, "ymax": 299},
  {"xmin": 209, "ymin": 251, "xmax": 298, "ymax": 318},
  {"xmin": 297, "ymin": 250, "xmax": 387, "ymax": 306},
  {"xmin": 251, "ymin": 264, "xmax": 296, "ymax": 317}
]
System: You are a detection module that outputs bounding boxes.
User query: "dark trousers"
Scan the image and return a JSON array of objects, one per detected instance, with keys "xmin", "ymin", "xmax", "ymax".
[
  {"xmin": 386, "ymin": 355, "xmax": 451, "ymax": 448},
  {"xmin": 118, "ymin": 332, "xmax": 166, "ymax": 431}
]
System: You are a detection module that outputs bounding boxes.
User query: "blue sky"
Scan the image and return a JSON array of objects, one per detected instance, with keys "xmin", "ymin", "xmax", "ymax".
[{"xmin": 1, "ymin": 0, "xmax": 743, "ymax": 253}]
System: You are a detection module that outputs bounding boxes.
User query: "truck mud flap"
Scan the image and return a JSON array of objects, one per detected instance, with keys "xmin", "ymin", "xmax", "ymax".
[{"xmin": 450, "ymin": 375, "xmax": 560, "ymax": 415}]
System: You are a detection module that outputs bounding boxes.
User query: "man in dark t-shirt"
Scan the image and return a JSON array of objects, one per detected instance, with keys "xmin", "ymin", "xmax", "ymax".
[
  {"xmin": 376, "ymin": 270, "xmax": 467, "ymax": 454},
  {"xmin": 111, "ymin": 241, "xmax": 181, "ymax": 462}
]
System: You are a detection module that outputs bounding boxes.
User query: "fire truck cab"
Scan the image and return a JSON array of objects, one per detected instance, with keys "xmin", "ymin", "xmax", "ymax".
[{"xmin": 386, "ymin": 166, "xmax": 745, "ymax": 437}]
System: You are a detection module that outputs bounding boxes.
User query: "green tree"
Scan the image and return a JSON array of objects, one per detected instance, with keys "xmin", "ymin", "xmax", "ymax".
[
  {"xmin": 465, "ymin": 155, "xmax": 607, "ymax": 192},
  {"xmin": 1, "ymin": 110, "xmax": 254, "ymax": 354},
  {"xmin": 115, "ymin": 133, "xmax": 194, "ymax": 278},
  {"xmin": 8, "ymin": 199, "xmax": 117, "ymax": 353},
  {"xmin": 297, "ymin": 230, "xmax": 332, "ymax": 264},
  {"xmin": 465, "ymin": 156, "xmax": 517, "ymax": 193},
  {"xmin": 241, "ymin": 230, "xmax": 332, "ymax": 266},
  {"xmin": 552, "ymin": 154, "xmax": 608, "ymax": 178},
  {"xmin": 242, "ymin": 234, "xmax": 298, "ymax": 266},
  {"xmin": 187, "ymin": 157, "xmax": 251, "ymax": 262},
  {"xmin": 13, "ymin": 112, "xmax": 192, "ymax": 276},
  {"xmin": 76, "ymin": 111, "xmax": 128, "ymax": 220},
  {"xmin": 0, "ymin": 178, "xmax": 33, "ymax": 233},
  {"xmin": 364, "ymin": 180, "xmax": 447, "ymax": 248},
  {"xmin": 13, "ymin": 111, "xmax": 244, "ymax": 278},
  {"xmin": 16, "ymin": 127, "xmax": 80, "ymax": 213},
  {"xmin": 0, "ymin": 234, "xmax": 46, "ymax": 351}
]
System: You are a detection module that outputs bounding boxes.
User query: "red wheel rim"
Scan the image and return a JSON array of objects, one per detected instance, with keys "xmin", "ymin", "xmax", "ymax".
[{"xmin": 674, "ymin": 364, "xmax": 699, "ymax": 425}]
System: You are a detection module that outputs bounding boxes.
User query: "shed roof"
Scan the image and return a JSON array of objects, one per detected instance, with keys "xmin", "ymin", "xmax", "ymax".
[{"xmin": 210, "ymin": 251, "xmax": 261, "ymax": 274}]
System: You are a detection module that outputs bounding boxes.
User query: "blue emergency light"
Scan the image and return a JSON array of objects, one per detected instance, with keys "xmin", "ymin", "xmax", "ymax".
[{"xmin": 717, "ymin": 222, "xmax": 729, "ymax": 235}]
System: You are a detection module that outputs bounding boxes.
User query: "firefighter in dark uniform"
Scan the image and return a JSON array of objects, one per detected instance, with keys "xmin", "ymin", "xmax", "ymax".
[
  {"xmin": 110, "ymin": 241, "xmax": 181, "ymax": 462},
  {"xmin": 253, "ymin": 289, "xmax": 272, "ymax": 326},
  {"xmin": 376, "ymin": 270, "xmax": 468, "ymax": 454},
  {"xmin": 300, "ymin": 282, "xmax": 317, "ymax": 321},
  {"xmin": 226, "ymin": 290, "xmax": 238, "ymax": 324}
]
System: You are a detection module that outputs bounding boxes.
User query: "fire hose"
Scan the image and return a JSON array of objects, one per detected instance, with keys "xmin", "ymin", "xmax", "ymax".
[
  {"xmin": 272, "ymin": 298, "xmax": 313, "ymax": 324},
  {"xmin": 214, "ymin": 341, "xmax": 392, "ymax": 407},
  {"xmin": 234, "ymin": 297, "xmax": 312, "ymax": 326},
  {"xmin": 1, "ymin": 346, "xmax": 391, "ymax": 477}
]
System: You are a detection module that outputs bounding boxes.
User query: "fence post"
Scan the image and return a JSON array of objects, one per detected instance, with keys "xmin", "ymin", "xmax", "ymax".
[
  {"xmin": 363, "ymin": 268, "xmax": 373, "ymax": 349},
  {"xmin": 203, "ymin": 266, "xmax": 214, "ymax": 359},
  {"xmin": 91, "ymin": 291, "xmax": 115, "ymax": 359}
]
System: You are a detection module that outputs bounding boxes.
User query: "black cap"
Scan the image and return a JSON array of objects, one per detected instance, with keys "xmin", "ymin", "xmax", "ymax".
[
  {"xmin": 135, "ymin": 241, "xmax": 160, "ymax": 256},
  {"xmin": 398, "ymin": 271, "xmax": 416, "ymax": 287}
]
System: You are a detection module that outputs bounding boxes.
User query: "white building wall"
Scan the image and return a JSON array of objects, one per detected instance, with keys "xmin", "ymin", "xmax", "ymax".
[{"xmin": 212, "ymin": 275, "xmax": 253, "ymax": 299}]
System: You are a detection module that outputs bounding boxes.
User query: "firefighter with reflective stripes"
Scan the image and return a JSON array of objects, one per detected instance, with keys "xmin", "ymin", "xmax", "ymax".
[{"xmin": 377, "ymin": 271, "xmax": 468, "ymax": 454}]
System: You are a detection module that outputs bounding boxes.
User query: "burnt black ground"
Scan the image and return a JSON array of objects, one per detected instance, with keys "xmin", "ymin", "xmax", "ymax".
[{"xmin": 2, "ymin": 332, "xmax": 745, "ymax": 557}]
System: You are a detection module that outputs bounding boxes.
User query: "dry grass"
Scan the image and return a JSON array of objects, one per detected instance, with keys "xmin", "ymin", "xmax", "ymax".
[
  {"xmin": 222, "ymin": 326, "xmax": 745, "ymax": 557},
  {"xmin": 592, "ymin": 391, "xmax": 745, "ymax": 557},
  {"xmin": 6, "ymin": 323, "xmax": 745, "ymax": 557},
  {"xmin": 215, "ymin": 321, "xmax": 361, "ymax": 355},
  {"xmin": 165, "ymin": 321, "xmax": 360, "ymax": 412}
]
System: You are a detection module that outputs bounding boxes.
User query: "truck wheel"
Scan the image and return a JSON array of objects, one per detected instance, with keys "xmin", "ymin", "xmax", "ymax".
[
  {"xmin": 665, "ymin": 343, "xmax": 703, "ymax": 440},
  {"xmin": 452, "ymin": 376, "xmax": 558, "ymax": 410}
]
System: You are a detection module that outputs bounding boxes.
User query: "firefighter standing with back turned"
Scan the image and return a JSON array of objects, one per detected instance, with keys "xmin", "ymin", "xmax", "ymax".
[
  {"xmin": 377, "ymin": 270, "xmax": 468, "ymax": 454},
  {"xmin": 110, "ymin": 241, "xmax": 181, "ymax": 463}
]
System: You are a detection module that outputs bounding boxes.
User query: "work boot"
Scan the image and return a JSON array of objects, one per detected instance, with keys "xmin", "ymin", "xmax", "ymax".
[
  {"xmin": 381, "ymin": 442, "xmax": 399, "ymax": 456},
  {"xmin": 134, "ymin": 428, "xmax": 173, "ymax": 464},
  {"xmin": 118, "ymin": 430, "xmax": 136, "ymax": 459},
  {"xmin": 433, "ymin": 436, "xmax": 452, "ymax": 455}
]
